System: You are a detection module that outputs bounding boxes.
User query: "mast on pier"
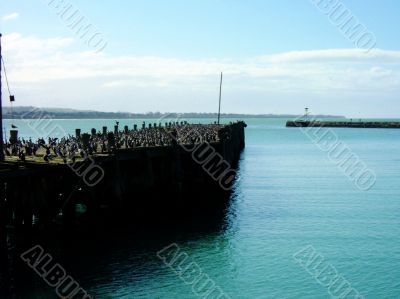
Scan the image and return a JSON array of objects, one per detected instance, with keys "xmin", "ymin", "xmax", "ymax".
[{"xmin": 217, "ymin": 72, "xmax": 223, "ymax": 125}]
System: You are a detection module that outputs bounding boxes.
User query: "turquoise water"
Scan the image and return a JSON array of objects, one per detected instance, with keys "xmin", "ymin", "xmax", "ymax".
[{"xmin": 5, "ymin": 118, "xmax": 400, "ymax": 298}]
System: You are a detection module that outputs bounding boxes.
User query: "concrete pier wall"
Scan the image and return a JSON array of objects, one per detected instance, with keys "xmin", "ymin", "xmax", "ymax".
[
  {"xmin": 0, "ymin": 122, "xmax": 246, "ymax": 234},
  {"xmin": 286, "ymin": 120, "xmax": 400, "ymax": 128}
]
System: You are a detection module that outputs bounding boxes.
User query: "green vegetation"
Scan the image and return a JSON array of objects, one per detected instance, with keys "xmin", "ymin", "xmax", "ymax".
[{"xmin": 2, "ymin": 106, "xmax": 345, "ymax": 119}]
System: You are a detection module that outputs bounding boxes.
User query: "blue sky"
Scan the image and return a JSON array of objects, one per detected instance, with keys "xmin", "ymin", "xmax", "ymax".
[{"xmin": 1, "ymin": 0, "xmax": 400, "ymax": 117}]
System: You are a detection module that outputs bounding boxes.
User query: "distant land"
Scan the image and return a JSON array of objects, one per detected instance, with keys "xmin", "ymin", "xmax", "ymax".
[{"xmin": 2, "ymin": 106, "xmax": 345, "ymax": 120}]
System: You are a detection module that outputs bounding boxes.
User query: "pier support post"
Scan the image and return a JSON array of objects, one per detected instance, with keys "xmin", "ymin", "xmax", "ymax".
[
  {"xmin": 63, "ymin": 199, "xmax": 76, "ymax": 231},
  {"xmin": 9, "ymin": 130, "xmax": 18, "ymax": 144},
  {"xmin": 75, "ymin": 129, "xmax": 81, "ymax": 139},
  {"xmin": 82, "ymin": 133, "xmax": 90, "ymax": 151},
  {"xmin": 0, "ymin": 182, "xmax": 7, "ymax": 253},
  {"xmin": 0, "ymin": 181, "xmax": 11, "ymax": 299},
  {"xmin": 107, "ymin": 132, "xmax": 115, "ymax": 151}
]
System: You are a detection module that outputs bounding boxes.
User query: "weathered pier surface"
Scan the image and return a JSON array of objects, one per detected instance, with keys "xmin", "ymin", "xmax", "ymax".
[
  {"xmin": 0, "ymin": 122, "xmax": 246, "ymax": 240},
  {"xmin": 286, "ymin": 120, "xmax": 400, "ymax": 128}
]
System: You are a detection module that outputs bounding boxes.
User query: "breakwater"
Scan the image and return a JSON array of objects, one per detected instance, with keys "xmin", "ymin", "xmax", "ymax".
[
  {"xmin": 0, "ymin": 122, "xmax": 246, "ymax": 241},
  {"xmin": 286, "ymin": 120, "xmax": 400, "ymax": 128}
]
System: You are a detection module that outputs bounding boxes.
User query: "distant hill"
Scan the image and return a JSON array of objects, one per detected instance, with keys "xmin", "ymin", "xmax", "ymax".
[{"xmin": 1, "ymin": 106, "xmax": 345, "ymax": 119}]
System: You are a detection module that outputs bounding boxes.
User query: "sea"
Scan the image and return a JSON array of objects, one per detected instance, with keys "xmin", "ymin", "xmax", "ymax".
[{"xmin": 2, "ymin": 117, "xmax": 400, "ymax": 299}]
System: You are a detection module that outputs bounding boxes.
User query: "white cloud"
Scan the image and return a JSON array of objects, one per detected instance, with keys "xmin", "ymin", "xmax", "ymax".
[
  {"xmin": 2, "ymin": 12, "xmax": 19, "ymax": 22},
  {"xmin": 2, "ymin": 33, "xmax": 400, "ymax": 116},
  {"xmin": 256, "ymin": 49, "xmax": 400, "ymax": 64}
]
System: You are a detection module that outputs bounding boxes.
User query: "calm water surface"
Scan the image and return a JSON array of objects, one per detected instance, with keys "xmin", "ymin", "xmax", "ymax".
[{"xmin": 4, "ymin": 118, "xmax": 400, "ymax": 298}]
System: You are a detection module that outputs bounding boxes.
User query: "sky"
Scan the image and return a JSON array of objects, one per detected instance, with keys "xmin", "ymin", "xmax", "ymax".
[{"xmin": 0, "ymin": 0, "xmax": 399, "ymax": 117}]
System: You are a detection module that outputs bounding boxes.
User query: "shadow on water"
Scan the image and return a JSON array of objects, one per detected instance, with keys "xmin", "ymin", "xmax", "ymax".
[
  {"xmin": 0, "ymin": 189, "xmax": 239, "ymax": 299},
  {"xmin": 0, "ymin": 141, "xmax": 246, "ymax": 298}
]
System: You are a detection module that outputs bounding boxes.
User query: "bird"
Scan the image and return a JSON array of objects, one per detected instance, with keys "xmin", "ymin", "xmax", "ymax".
[{"xmin": 19, "ymin": 151, "xmax": 26, "ymax": 162}]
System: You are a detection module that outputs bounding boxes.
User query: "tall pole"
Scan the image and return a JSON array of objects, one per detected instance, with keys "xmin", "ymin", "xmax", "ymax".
[
  {"xmin": 217, "ymin": 72, "xmax": 223, "ymax": 125},
  {"xmin": 0, "ymin": 33, "xmax": 4, "ymax": 162}
]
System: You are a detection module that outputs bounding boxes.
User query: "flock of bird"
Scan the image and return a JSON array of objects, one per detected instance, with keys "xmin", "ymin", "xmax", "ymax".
[{"xmin": 3, "ymin": 122, "xmax": 226, "ymax": 163}]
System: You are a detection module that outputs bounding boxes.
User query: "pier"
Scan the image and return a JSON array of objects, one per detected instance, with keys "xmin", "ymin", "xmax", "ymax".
[
  {"xmin": 0, "ymin": 122, "xmax": 246, "ymax": 243},
  {"xmin": 286, "ymin": 120, "xmax": 400, "ymax": 128}
]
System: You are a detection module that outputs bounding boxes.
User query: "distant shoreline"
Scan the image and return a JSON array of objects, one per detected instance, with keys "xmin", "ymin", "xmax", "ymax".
[{"xmin": 2, "ymin": 106, "xmax": 345, "ymax": 120}]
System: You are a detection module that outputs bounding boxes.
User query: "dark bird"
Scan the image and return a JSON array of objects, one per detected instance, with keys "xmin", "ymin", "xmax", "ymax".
[{"xmin": 19, "ymin": 151, "xmax": 26, "ymax": 162}]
